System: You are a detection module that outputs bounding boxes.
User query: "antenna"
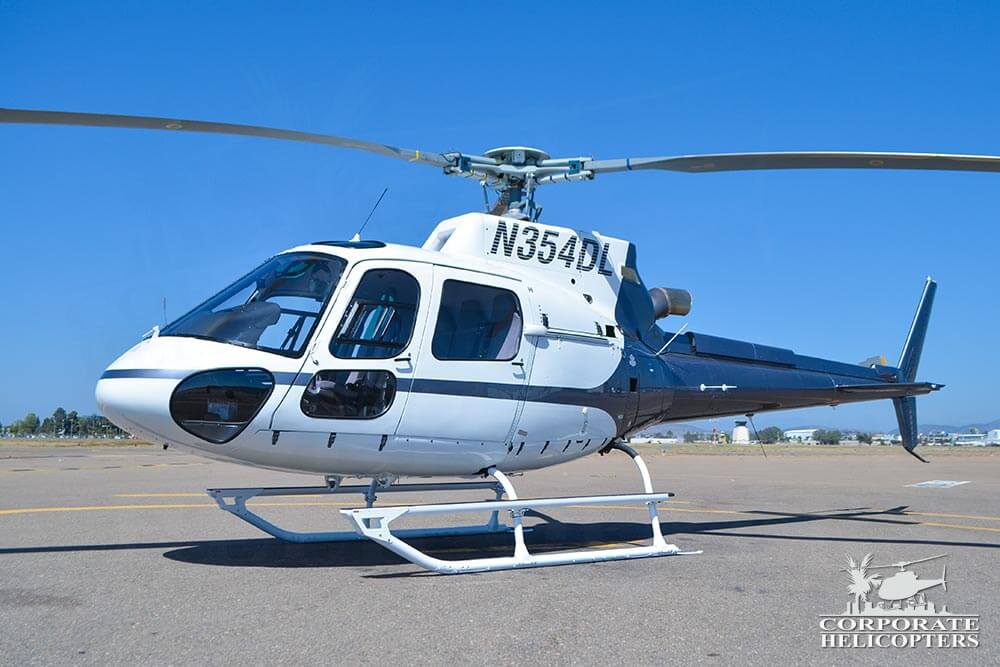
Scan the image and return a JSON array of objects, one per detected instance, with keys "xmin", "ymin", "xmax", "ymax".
[
  {"xmin": 351, "ymin": 187, "xmax": 389, "ymax": 242},
  {"xmin": 657, "ymin": 323, "xmax": 688, "ymax": 355},
  {"xmin": 162, "ymin": 296, "xmax": 167, "ymax": 324},
  {"xmin": 745, "ymin": 413, "xmax": 768, "ymax": 460}
]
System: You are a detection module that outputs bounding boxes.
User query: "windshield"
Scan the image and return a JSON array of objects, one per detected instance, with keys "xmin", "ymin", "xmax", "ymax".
[{"xmin": 162, "ymin": 252, "xmax": 346, "ymax": 357}]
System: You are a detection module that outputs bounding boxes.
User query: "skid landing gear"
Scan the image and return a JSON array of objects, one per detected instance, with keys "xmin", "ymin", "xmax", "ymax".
[
  {"xmin": 207, "ymin": 443, "xmax": 698, "ymax": 573},
  {"xmin": 207, "ymin": 478, "xmax": 510, "ymax": 543}
]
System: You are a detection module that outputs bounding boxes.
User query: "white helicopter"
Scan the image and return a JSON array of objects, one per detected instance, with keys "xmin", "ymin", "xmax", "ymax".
[
  {"xmin": 4, "ymin": 108, "xmax": 998, "ymax": 574},
  {"xmin": 870, "ymin": 554, "xmax": 949, "ymax": 606}
]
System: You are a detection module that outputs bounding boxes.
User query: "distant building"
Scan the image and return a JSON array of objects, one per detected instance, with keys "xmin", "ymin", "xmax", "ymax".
[
  {"xmin": 953, "ymin": 432, "xmax": 988, "ymax": 446},
  {"xmin": 922, "ymin": 431, "xmax": 952, "ymax": 445},
  {"xmin": 630, "ymin": 436, "xmax": 679, "ymax": 445},
  {"xmin": 732, "ymin": 420, "xmax": 750, "ymax": 444},
  {"xmin": 987, "ymin": 429, "xmax": 1000, "ymax": 446},
  {"xmin": 784, "ymin": 428, "xmax": 817, "ymax": 443}
]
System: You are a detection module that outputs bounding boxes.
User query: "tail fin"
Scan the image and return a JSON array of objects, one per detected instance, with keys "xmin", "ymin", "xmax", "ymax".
[
  {"xmin": 898, "ymin": 278, "xmax": 937, "ymax": 383},
  {"xmin": 893, "ymin": 278, "xmax": 937, "ymax": 462},
  {"xmin": 893, "ymin": 396, "xmax": 926, "ymax": 461}
]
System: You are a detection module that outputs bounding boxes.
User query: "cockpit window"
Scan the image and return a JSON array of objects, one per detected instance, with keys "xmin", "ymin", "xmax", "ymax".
[{"xmin": 162, "ymin": 253, "xmax": 346, "ymax": 357}]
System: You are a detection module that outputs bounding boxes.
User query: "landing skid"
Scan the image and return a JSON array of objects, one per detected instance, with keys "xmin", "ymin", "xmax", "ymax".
[
  {"xmin": 207, "ymin": 443, "xmax": 698, "ymax": 573},
  {"xmin": 207, "ymin": 480, "xmax": 510, "ymax": 543}
]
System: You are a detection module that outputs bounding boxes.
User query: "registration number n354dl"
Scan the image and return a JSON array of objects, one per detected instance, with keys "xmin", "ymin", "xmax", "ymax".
[{"xmin": 488, "ymin": 221, "xmax": 613, "ymax": 275}]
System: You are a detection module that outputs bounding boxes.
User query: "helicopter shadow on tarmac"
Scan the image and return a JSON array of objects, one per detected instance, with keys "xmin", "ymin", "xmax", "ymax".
[{"xmin": 155, "ymin": 505, "xmax": 999, "ymax": 575}]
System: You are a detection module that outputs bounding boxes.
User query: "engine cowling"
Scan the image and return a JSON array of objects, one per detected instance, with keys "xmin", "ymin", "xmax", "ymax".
[{"xmin": 649, "ymin": 287, "xmax": 692, "ymax": 319}]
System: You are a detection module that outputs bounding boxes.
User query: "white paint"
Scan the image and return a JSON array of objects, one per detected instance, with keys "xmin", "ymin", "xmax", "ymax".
[
  {"xmin": 96, "ymin": 214, "xmax": 629, "ymax": 478},
  {"xmin": 906, "ymin": 480, "xmax": 971, "ymax": 488}
]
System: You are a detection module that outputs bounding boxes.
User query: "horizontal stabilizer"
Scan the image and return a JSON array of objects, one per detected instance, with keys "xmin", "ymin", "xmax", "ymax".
[{"xmin": 835, "ymin": 382, "xmax": 942, "ymax": 399}]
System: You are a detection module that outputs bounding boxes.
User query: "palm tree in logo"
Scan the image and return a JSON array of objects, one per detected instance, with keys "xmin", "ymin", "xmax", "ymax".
[{"xmin": 845, "ymin": 553, "xmax": 882, "ymax": 613}]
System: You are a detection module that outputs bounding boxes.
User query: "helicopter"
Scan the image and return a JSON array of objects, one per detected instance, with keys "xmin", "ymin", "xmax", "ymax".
[
  {"xmin": 870, "ymin": 554, "xmax": 949, "ymax": 607},
  {"xmin": 4, "ymin": 107, "xmax": 999, "ymax": 574}
]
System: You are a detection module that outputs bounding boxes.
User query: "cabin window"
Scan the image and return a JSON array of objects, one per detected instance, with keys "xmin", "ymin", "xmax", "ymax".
[
  {"xmin": 432, "ymin": 280, "xmax": 522, "ymax": 361},
  {"xmin": 330, "ymin": 269, "xmax": 420, "ymax": 359},
  {"xmin": 300, "ymin": 370, "xmax": 397, "ymax": 419}
]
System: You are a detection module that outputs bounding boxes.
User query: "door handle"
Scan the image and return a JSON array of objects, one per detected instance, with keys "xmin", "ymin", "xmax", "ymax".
[
  {"xmin": 395, "ymin": 354, "xmax": 412, "ymax": 363},
  {"xmin": 511, "ymin": 360, "xmax": 525, "ymax": 367}
]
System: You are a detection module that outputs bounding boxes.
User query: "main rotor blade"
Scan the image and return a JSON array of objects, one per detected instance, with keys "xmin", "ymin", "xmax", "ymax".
[
  {"xmin": 584, "ymin": 151, "xmax": 1000, "ymax": 175},
  {"xmin": 0, "ymin": 108, "xmax": 454, "ymax": 169},
  {"xmin": 895, "ymin": 553, "xmax": 948, "ymax": 568},
  {"xmin": 869, "ymin": 553, "xmax": 948, "ymax": 569}
]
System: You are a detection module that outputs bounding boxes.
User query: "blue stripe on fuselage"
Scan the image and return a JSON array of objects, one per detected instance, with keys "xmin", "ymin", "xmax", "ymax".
[
  {"xmin": 97, "ymin": 369, "xmax": 625, "ymax": 410},
  {"xmin": 99, "ymin": 369, "xmax": 309, "ymax": 385}
]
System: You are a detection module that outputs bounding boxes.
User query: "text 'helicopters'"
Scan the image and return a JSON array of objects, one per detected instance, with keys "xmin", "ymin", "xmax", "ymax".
[{"xmin": 4, "ymin": 107, "xmax": 997, "ymax": 573}]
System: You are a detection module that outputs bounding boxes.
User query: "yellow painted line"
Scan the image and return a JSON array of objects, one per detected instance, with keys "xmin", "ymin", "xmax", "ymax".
[
  {"xmin": 1, "ymin": 503, "xmax": 215, "ymax": 515},
  {"xmin": 6, "ymin": 499, "xmax": 1000, "ymax": 536},
  {"xmin": 561, "ymin": 503, "xmax": 751, "ymax": 516},
  {"xmin": 919, "ymin": 521, "xmax": 1000, "ymax": 534},
  {"xmin": 662, "ymin": 506, "xmax": 752, "ymax": 516},
  {"xmin": 564, "ymin": 505, "xmax": 1000, "ymax": 533},
  {"xmin": 0, "ymin": 500, "xmax": 361, "ymax": 516},
  {"xmin": 0, "ymin": 462, "xmax": 211, "ymax": 475},
  {"xmin": 0, "ymin": 501, "xmax": 767, "ymax": 518},
  {"xmin": 905, "ymin": 511, "xmax": 1000, "ymax": 523},
  {"xmin": 116, "ymin": 492, "xmax": 217, "ymax": 498},
  {"xmin": 114, "ymin": 492, "xmax": 692, "ymax": 504}
]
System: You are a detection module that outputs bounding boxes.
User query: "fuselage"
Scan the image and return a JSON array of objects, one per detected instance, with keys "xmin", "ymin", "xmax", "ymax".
[
  {"xmin": 96, "ymin": 213, "xmax": 933, "ymax": 477},
  {"xmin": 877, "ymin": 571, "xmax": 946, "ymax": 601}
]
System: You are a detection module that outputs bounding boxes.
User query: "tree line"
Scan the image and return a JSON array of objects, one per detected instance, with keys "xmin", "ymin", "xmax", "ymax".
[{"xmin": 1, "ymin": 407, "xmax": 128, "ymax": 438}]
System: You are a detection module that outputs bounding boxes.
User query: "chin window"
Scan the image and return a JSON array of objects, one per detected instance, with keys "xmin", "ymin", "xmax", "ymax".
[{"xmin": 170, "ymin": 368, "xmax": 274, "ymax": 443}]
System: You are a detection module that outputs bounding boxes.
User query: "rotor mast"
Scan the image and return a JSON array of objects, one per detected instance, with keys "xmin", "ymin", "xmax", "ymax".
[{"xmin": 443, "ymin": 146, "xmax": 593, "ymax": 220}]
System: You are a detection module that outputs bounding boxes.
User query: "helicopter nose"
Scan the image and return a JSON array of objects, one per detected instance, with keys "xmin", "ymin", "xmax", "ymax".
[
  {"xmin": 96, "ymin": 337, "xmax": 279, "ymax": 446},
  {"xmin": 95, "ymin": 337, "xmax": 195, "ymax": 444},
  {"xmin": 96, "ymin": 370, "xmax": 184, "ymax": 444}
]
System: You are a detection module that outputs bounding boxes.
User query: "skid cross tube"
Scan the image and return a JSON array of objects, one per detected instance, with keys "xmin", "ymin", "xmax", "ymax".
[
  {"xmin": 207, "ymin": 480, "xmax": 509, "ymax": 543},
  {"xmin": 339, "ymin": 448, "xmax": 697, "ymax": 574}
]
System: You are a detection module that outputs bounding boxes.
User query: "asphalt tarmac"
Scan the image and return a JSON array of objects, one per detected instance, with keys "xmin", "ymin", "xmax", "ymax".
[{"xmin": 1, "ymin": 443, "xmax": 997, "ymax": 665}]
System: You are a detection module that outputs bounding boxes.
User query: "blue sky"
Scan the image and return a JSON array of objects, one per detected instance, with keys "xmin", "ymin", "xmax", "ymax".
[{"xmin": 2, "ymin": 1, "xmax": 998, "ymax": 430}]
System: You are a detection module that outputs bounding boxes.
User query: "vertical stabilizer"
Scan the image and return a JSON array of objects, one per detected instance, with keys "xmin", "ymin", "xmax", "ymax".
[
  {"xmin": 893, "ymin": 396, "xmax": 925, "ymax": 461},
  {"xmin": 898, "ymin": 278, "xmax": 937, "ymax": 383},
  {"xmin": 893, "ymin": 278, "xmax": 937, "ymax": 462}
]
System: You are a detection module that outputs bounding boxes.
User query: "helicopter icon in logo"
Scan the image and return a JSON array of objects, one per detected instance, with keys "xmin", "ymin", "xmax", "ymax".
[{"xmin": 843, "ymin": 553, "xmax": 949, "ymax": 615}]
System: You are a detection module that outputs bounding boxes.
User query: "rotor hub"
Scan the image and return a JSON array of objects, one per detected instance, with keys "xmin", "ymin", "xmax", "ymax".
[{"xmin": 483, "ymin": 146, "xmax": 551, "ymax": 166}]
